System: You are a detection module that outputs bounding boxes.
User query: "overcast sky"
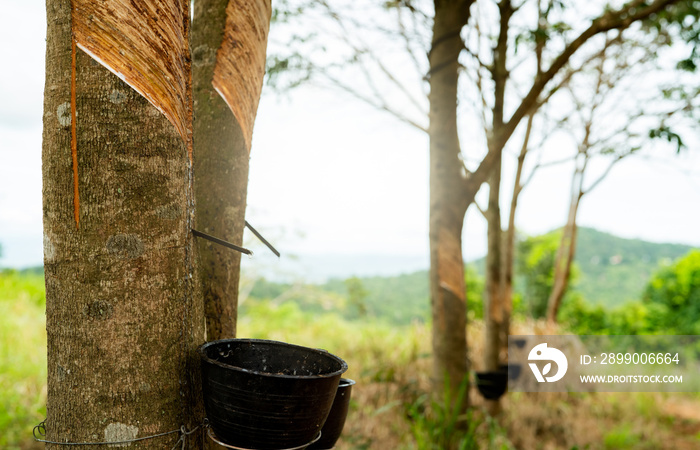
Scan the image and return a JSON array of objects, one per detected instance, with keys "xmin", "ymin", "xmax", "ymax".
[{"xmin": 1, "ymin": 0, "xmax": 699, "ymax": 277}]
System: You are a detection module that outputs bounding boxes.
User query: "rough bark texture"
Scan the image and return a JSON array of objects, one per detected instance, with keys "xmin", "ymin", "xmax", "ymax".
[
  {"xmin": 192, "ymin": 0, "xmax": 250, "ymax": 341},
  {"xmin": 428, "ymin": 0, "xmax": 472, "ymax": 399},
  {"xmin": 43, "ymin": 0, "xmax": 204, "ymax": 447}
]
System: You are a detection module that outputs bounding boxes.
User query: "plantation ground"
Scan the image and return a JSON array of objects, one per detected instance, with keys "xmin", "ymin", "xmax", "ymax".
[{"xmin": 2, "ymin": 271, "xmax": 700, "ymax": 449}]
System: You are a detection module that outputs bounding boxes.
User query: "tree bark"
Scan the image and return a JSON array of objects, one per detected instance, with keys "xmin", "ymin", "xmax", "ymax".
[
  {"xmin": 481, "ymin": 1, "xmax": 512, "ymax": 415},
  {"xmin": 43, "ymin": 0, "xmax": 203, "ymax": 447},
  {"xmin": 192, "ymin": 0, "xmax": 250, "ymax": 341},
  {"xmin": 501, "ymin": 113, "xmax": 533, "ymax": 354},
  {"xmin": 483, "ymin": 158, "xmax": 504, "ymax": 416},
  {"xmin": 500, "ymin": 155, "xmax": 522, "ymax": 348},
  {"xmin": 483, "ymin": 0, "xmax": 511, "ymax": 374},
  {"xmin": 484, "ymin": 157, "xmax": 503, "ymax": 375},
  {"xmin": 428, "ymin": 0, "xmax": 473, "ymax": 400},
  {"xmin": 546, "ymin": 189, "xmax": 582, "ymax": 323}
]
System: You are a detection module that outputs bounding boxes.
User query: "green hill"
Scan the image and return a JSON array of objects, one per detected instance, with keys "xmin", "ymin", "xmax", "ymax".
[
  {"xmin": 245, "ymin": 227, "xmax": 696, "ymax": 324},
  {"xmin": 477, "ymin": 227, "xmax": 694, "ymax": 308},
  {"xmin": 573, "ymin": 228, "xmax": 693, "ymax": 306},
  {"xmin": 323, "ymin": 272, "xmax": 431, "ymax": 324},
  {"xmin": 247, "ymin": 271, "xmax": 432, "ymax": 325}
]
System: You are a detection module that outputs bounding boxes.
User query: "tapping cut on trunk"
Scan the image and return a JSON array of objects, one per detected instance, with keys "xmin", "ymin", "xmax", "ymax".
[
  {"xmin": 71, "ymin": 0, "xmax": 193, "ymax": 158},
  {"xmin": 212, "ymin": 0, "xmax": 272, "ymax": 151}
]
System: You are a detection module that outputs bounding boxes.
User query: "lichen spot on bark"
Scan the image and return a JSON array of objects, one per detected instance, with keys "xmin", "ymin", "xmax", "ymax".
[
  {"xmin": 156, "ymin": 203, "xmax": 182, "ymax": 220},
  {"xmin": 57, "ymin": 102, "xmax": 71, "ymax": 127},
  {"xmin": 146, "ymin": 107, "xmax": 161, "ymax": 117},
  {"xmin": 83, "ymin": 299, "xmax": 114, "ymax": 320},
  {"xmin": 192, "ymin": 45, "xmax": 216, "ymax": 67},
  {"xmin": 109, "ymin": 89, "xmax": 128, "ymax": 104},
  {"xmin": 106, "ymin": 234, "xmax": 145, "ymax": 260},
  {"xmin": 104, "ymin": 423, "xmax": 138, "ymax": 447},
  {"xmin": 43, "ymin": 233, "xmax": 56, "ymax": 262},
  {"xmin": 57, "ymin": 365, "xmax": 68, "ymax": 382}
]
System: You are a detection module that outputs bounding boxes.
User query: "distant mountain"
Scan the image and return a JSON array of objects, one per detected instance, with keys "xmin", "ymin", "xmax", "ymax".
[
  {"xmin": 573, "ymin": 227, "xmax": 693, "ymax": 306},
  {"xmin": 472, "ymin": 227, "xmax": 694, "ymax": 307},
  {"xmin": 323, "ymin": 271, "xmax": 431, "ymax": 324},
  {"xmin": 246, "ymin": 227, "xmax": 696, "ymax": 324},
  {"xmin": 288, "ymin": 253, "xmax": 428, "ymax": 282},
  {"xmin": 241, "ymin": 252, "xmax": 429, "ymax": 284}
]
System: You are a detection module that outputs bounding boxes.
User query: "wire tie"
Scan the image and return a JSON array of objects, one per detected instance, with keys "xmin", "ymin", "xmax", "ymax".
[{"xmin": 33, "ymin": 419, "xmax": 203, "ymax": 447}]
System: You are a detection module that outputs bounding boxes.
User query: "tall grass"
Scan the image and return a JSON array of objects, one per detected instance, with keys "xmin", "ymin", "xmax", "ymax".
[
  {"xmin": 3, "ymin": 273, "xmax": 700, "ymax": 449},
  {"xmin": 238, "ymin": 300, "xmax": 427, "ymax": 384},
  {"xmin": 239, "ymin": 300, "xmax": 510, "ymax": 449},
  {"xmin": 0, "ymin": 270, "xmax": 47, "ymax": 449}
]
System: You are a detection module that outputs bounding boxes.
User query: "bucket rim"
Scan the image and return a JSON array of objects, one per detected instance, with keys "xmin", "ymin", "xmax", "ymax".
[
  {"xmin": 199, "ymin": 338, "xmax": 348, "ymax": 380},
  {"xmin": 207, "ymin": 426, "xmax": 322, "ymax": 450},
  {"xmin": 338, "ymin": 378, "xmax": 356, "ymax": 387}
]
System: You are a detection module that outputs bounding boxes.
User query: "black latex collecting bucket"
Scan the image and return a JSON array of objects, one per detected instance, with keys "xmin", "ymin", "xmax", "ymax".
[
  {"xmin": 308, "ymin": 378, "xmax": 355, "ymax": 450},
  {"xmin": 199, "ymin": 339, "xmax": 348, "ymax": 449},
  {"xmin": 475, "ymin": 370, "xmax": 508, "ymax": 400}
]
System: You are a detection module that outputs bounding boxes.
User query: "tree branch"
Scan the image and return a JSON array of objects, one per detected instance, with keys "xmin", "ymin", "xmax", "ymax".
[
  {"xmin": 474, "ymin": 200, "xmax": 488, "ymax": 219},
  {"xmin": 512, "ymin": 112, "xmax": 534, "ymax": 198},
  {"xmin": 397, "ymin": 5, "xmax": 428, "ymax": 76},
  {"xmin": 472, "ymin": 11, "xmax": 492, "ymax": 131},
  {"xmin": 492, "ymin": 0, "xmax": 513, "ymax": 130},
  {"xmin": 501, "ymin": 0, "xmax": 679, "ymax": 149},
  {"xmin": 320, "ymin": 74, "xmax": 428, "ymax": 133},
  {"xmin": 582, "ymin": 154, "xmax": 626, "ymax": 195},
  {"xmin": 319, "ymin": 0, "xmax": 428, "ymax": 118}
]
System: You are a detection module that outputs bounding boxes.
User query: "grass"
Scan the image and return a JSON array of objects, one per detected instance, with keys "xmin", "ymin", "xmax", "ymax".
[
  {"xmin": 0, "ymin": 270, "xmax": 47, "ymax": 449},
  {"xmin": 3, "ymin": 271, "xmax": 700, "ymax": 449}
]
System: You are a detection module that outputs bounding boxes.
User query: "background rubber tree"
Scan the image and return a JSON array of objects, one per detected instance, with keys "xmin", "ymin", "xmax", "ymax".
[
  {"xmin": 267, "ymin": 0, "xmax": 686, "ymax": 404},
  {"xmin": 426, "ymin": 0, "xmax": 477, "ymax": 403},
  {"xmin": 473, "ymin": 0, "xmax": 690, "ymax": 398},
  {"xmin": 496, "ymin": 4, "xmax": 699, "ymax": 337},
  {"xmin": 544, "ymin": 28, "xmax": 698, "ymax": 323},
  {"xmin": 192, "ymin": 0, "xmax": 271, "ymax": 341}
]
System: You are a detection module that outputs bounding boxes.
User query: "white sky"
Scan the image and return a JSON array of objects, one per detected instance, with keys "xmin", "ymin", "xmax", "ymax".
[{"xmin": 1, "ymin": 0, "xmax": 699, "ymax": 274}]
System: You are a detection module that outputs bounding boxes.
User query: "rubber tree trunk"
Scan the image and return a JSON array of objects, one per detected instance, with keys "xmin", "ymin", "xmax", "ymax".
[
  {"xmin": 501, "ymin": 113, "xmax": 532, "ymax": 357},
  {"xmin": 484, "ymin": 156, "xmax": 503, "ymax": 375},
  {"xmin": 428, "ymin": 0, "xmax": 472, "ymax": 400},
  {"xmin": 500, "ymin": 153, "xmax": 522, "ymax": 352},
  {"xmin": 42, "ymin": 0, "xmax": 204, "ymax": 447},
  {"xmin": 483, "ymin": 155, "xmax": 503, "ymax": 415},
  {"xmin": 483, "ymin": 0, "xmax": 511, "ymax": 384},
  {"xmin": 546, "ymin": 191, "xmax": 582, "ymax": 323},
  {"xmin": 192, "ymin": 0, "xmax": 250, "ymax": 341}
]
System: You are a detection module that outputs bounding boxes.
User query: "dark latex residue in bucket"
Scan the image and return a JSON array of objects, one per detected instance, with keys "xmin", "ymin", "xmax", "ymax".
[
  {"xmin": 199, "ymin": 338, "xmax": 347, "ymax": 450},
  {"xmin": 308, "ymin": 378, "xmax": 355, "ymax": 450}
]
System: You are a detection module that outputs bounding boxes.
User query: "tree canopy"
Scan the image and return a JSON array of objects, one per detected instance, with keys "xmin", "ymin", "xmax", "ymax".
[{"xmin": 643, "ymin": 249, "xmax": 700, "ymax": 334}]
